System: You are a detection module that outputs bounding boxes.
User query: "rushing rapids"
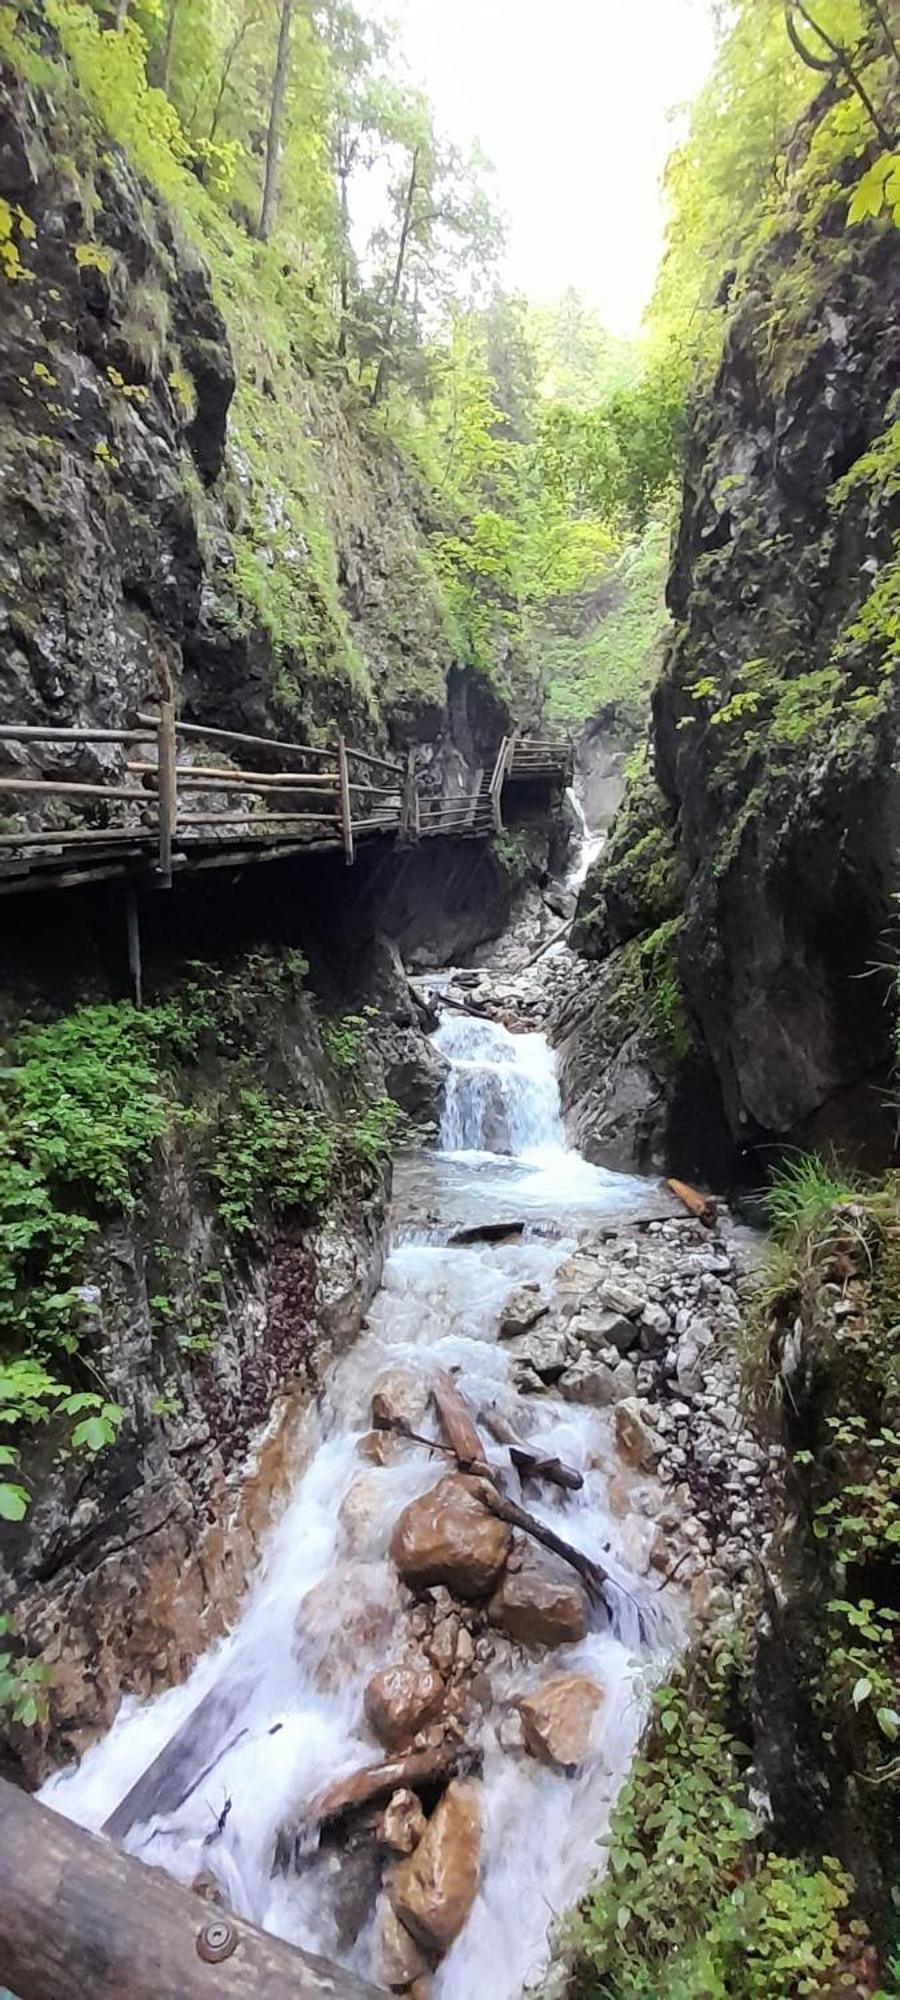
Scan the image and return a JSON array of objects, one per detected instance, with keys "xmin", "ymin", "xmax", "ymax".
[{"xmin": 39, "ymin": 978, "xmax": 682, "ymax": 1997}]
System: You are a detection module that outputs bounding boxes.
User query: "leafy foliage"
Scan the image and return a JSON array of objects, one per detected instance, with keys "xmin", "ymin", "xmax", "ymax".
[
  {"xmin": 210, "ymin": 1088, "xmax": 337, "ymax": 1236},
  {"xmin": 572, "ymin": 1663, "xmax": 861, "ymax": 2000}
]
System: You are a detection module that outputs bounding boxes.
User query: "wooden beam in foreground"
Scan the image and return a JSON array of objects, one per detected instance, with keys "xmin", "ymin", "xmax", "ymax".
[{"xmin": 0, "ymin": 1775, "xmax": 387, "ymax": 2000}]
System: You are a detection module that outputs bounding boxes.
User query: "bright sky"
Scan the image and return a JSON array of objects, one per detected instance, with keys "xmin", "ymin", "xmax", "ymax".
[{"xmin": 391, "ymin": 0, "xmax": 719, "ymax": 334}]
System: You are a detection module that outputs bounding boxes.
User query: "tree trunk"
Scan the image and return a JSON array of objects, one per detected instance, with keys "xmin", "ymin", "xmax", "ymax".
[
  {"xmin": 258, "ymin": 0, "xmax": 294, "ymax": 241},
  {"xmin": 156, "ymin": 0, "xmax": 178, "ymax": 92},
  {"xmin": 371, "ymin": 144, "xmax": 419, "ymax": 405}
]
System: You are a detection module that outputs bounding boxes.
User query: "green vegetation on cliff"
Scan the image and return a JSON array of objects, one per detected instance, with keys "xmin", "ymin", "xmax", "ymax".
[{"xmin": 0, "ymin": 956, "xmax": 401, "ymax": 1529}]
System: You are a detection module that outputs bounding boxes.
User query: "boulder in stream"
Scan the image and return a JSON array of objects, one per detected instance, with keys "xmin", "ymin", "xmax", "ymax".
[
  {"xmin": 517, "ymin": 1673, "xmax": 605, "ymax": 1769},
  {"xmin": 376, "ymin": 1893, "xmax": 432, "ymax": 1986},
  {"xmin": 390, "ymin": 1475, "xmax": 511, "ymax": 1599},
  {"xmin": 614, "ymin": 1398, "xmax": 663, "ymax": 1473},
  {"xmin": 364, "ymin": 1663, "xmax": 446, "ymax": 1751},
  {"xmin": 498, "ymin": 1283, "xmax": 550, "ymax": 1339},
  {"xmin": 371, "ymin": 1368, "xmax": 431, "ymax": 1432},
  {"xmin": 296, "ymin": 1560, "xmax": 401, "ymax": 1689},
  {"xmin": 388, "ymin": 1777, "xmax": 483, "ymax": 1958},
  {"xmin": 488, "ymin": 1539, "xmax": 588, "ymax": 1647}
]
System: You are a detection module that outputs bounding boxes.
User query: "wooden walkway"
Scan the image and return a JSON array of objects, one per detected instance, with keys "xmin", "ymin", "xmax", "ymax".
[{"xmin": 0, "ymin": 714, "xmax": 572, "ymax": 898}]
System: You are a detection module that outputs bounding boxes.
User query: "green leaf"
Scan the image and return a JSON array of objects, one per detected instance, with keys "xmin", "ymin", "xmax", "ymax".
[
  {"xmin": 875, "ymin": 1707, "xmax": 899, "ymax": 1742},
  {"xmin": 0, "ymin": 1482, "xmax": 29, "ymax": 1521},
  {"xmin": 851, "ymin": 1677, "xmax": 872, "ymax": 1708}
]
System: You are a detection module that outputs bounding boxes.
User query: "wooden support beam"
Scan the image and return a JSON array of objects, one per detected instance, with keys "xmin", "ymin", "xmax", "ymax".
[
  {"xmin": 125, "ymin": 889, "xmax": 142, "ymax": 1009},
  {"xmin": 0, "ymin": 1774, "xmax": 386, "ymax": 2000},
  {"xmin": 156, "ymin": 700, "xmax": 177, "ymax": 889},
  {"xmin": 0, "ymin": 778, "xmax": 151, "ymax": 801},
  {"xmin": 337, "ymin": 735, "xmax": 354, "ymax": 866}
]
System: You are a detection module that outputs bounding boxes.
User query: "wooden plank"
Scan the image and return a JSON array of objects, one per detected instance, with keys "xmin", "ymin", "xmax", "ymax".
[
  {"xmin": 337, "ymin": 735, "xmax": 354, "ymax": 866},
  {"xmin": 0, "ymin": 1773, "xmax": 386, "ymax": 2000},
  {"xmin": 156, "ymin": 700, "xmax": 177, "ymax": 889},
  {"xmin": 0, "ymin": 778, "xmax": 151, "ymax": 801},
  {"xmin": 0, "ymin": 828, "xmax": 152, "ymax": 847},
  {"xmin": 175, "ymin": 811, "xmax": 335, "ymax": 827},
  {"xmin": 127, "ymin": 763, "xmax": 337, "ymax": 790},
  {"xmin": 137, "ymin": 712, "xmax": 334, "ymax": 761},
  {"xmin": 0, "ymin": 725, "xmax": 154, "ymax": 743}
]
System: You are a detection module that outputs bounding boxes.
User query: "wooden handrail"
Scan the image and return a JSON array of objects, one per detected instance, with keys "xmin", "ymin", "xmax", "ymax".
[
  {"xmin": 337, "ymin": 734, "xmax": 354, "ymax": 865},
  {"xmin": 137, "ymin": 712, "xmax": 335, "ymax": 762},
  {"xmin": 0, "ymin": 1774, "xmax": 386, "ymax": 2000}
]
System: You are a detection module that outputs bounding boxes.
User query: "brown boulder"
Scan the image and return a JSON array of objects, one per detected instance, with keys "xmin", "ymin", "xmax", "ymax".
[
  {"xmin": 388, "ymin": 1778, "xmax": 483, "ymax": 1957},
  {"xmin": 372, "ymin": 1368, "xmax": 430, "ymax": 1432},
  {"xmin": 390, "ymin": 1475, "xmax": 510, "ymax": 1599},
  {"xmin": 517, "ymin": 1673, "xmax": 605, "ymax": 1768},
  {"xmin": 488, "ymin": 1541, "xmax": 587, "ymax": 1648},
  {"xmin": 365, "ymin": 1663, "xmax": 445, "ymax": 1751},
  {"xmin": 381, "ymin": 1787, "xmax": 428, "ymax": 1854},
  {"xmin": 375, "ymin": 1893, "xmax": 431, "ymax": 1987}
]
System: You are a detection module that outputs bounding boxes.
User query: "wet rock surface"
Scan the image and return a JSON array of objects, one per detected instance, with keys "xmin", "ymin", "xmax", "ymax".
[
  {"xmin": 517, "ymin": 1673, "xmax": 605, "ymax": 1769},
  {"xmin": 391, "ymin": 1475, "xmax": 512, "ymax": 1599}
]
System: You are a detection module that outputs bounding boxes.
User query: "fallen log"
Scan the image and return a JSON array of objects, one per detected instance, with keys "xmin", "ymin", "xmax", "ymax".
[
  {"xmin": 666, "ymin": 1177, "xmax": 716, "ymax": 1227},
  {"xmin": 509, "ymin": 1445, "xmax": 584, "ymax": 1493},
  {"xmin": 449, "ymin": 1220, "xmax": 526, "ymax": 1246},
  {"xmin": 272, "ymin": 1743, "xmax": 477, "ymax": 1872},
  {"xmin": 0, "ymin": 1774, "xmax": 385, "ymax": 2000},
  {"xmin": 103, "ymin": 1669, "xmax": 255, "ymax": 1842},
  {"xmin": 432, "ymin": 1370, "xmax": 489, "ymax": 1470}
]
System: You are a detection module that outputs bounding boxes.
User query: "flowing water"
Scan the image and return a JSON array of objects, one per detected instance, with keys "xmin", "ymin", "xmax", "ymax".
[{"xmin": 40, "ymin": 983, "xmax": 676, "ymax": 1996}]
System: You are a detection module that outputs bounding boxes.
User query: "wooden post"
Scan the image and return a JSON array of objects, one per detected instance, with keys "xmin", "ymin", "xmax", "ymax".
[
  {"xmin": 400, "ymin": 745, "xmax": 418, "ymax": 841},
  {"xmin": 0, "ymin": 1774, "xmax": 387, "ymax": 2000},
  {"xmin": 125, "ymin": 889, "xmax": 142, "ymax": 1009},
  {"xmin": 337, "ymin": 735, "xmax": 354, "ymax": 865},
  {"xmin": 157, "ymin": 700, "xmax": 177, "ymax": 887}
]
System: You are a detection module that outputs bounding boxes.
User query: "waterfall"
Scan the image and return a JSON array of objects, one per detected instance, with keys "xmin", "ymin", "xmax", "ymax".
[
  {"xmin": 432, "ymin": 1013, "xmax": 563, "ymax": 1157},
  {"xmin": 564, "ymin": 783, "xmax": 605, "ymax": 889}
]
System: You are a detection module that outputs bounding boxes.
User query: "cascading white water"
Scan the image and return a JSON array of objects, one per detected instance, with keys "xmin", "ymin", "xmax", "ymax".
[
  {"xmin": 433, "ymin": 1012, "xmax": 563, "ymax": 1156},
  {"xmin": 40, "ymin": 997, "xmax": 674, "ymax": 1998},
  {"xmin": 565, "ymin": 784, "xmax": 605, "ymax": 889}
]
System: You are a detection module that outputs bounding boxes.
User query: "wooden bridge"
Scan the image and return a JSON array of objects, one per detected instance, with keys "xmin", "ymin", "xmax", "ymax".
[{"xmin": 0, "ymin": 713, "xmax": 573, "ymax": 899}]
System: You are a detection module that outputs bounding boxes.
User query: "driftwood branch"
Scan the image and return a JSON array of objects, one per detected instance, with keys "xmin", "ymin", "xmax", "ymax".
[
  {"xmin": 272, "ymin": 1743, "xmax": 478, "ymax": 1872},
  {"xmin": 472, "ymin": 1485, "xmax": 611, "ymax": 1608},
  {"xmin": 103, "ymin": 1670, "xmax": 254, "ymax": 1841},
  {"xmin": 432, "ymin": 1370, "xmax": 492, "ymax": 1470},
  {"xmin": 509, "ymin": 1445, "xmax": 584, "ymax": 1493}
]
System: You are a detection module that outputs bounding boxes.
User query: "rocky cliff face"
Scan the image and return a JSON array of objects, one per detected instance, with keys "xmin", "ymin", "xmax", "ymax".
[
  {"xmin": 568, "ymin": 156, "xmax": 900, "ymax": 1181},
  {"xmin": 0, "ymin": 57, "xmax": 516, "ymax": 779}
]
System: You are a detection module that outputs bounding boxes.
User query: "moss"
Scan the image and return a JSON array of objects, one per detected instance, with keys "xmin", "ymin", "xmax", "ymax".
[
  {"xmin": 640, "ymin": 917, "xmax": 692, "ymax": 1070},
  {"xmin": 575, "ymin": 748, "xmax": 683, "ymax": 957}
]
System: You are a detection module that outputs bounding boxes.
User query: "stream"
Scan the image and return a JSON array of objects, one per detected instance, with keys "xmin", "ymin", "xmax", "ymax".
[{"xmin": 39, "ymin": 958, "xmax": 680, "ymax": 1996}]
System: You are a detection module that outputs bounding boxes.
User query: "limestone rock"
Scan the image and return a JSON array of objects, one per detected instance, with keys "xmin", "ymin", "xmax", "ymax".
[
  {"xmin": 558, "ymin": 1359, "xmax": 617, "ymax": 1407},
  {"xmin": 388, "ymin": 1779, "xmax": 483, "ymax": 1958},
  {"xmin": 499, "ymin": 1283, "xmax": 549, "ymax": 1339},
  {"xmin": 390, "ymin": 1475, "xmax": 511, "ymax": 1598},
  {"xmin": 364, "ymin": 1663, "xmax": 445, "ymax": 1751},
  {"xmin": 488, "ymin": 1541, "xmax": 588, "ymax": 1648},
  {"xmin": 614, "ymin": 1399, "xmax": 662, "ymax": 1473},
  {"xmin": 381, "ymin": 1787, "xmax": 428, "ymax": 1855},
  {"xmin": 517, "ymin": 1674, "xmax": 605, "ymax": 1768},
  {"xmin": 372, "ymin": 1368, "xmax": 430, "ymax": 1432},
  {"xmin": 507, "ymin": 1325, "xmax": 568, "ymax": 1382},
  {"xmin": 569, "ymin": 1308, "xmax": 638, "ymax": 1355}
]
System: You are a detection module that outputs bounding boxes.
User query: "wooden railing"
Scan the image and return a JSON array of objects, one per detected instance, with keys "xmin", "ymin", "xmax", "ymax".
[
  {"xmin": 0, "ymin": 716, "xmax": 572, "ymax": 896},
  {"xmin": 0, "ymin": 715, "xmax": 405, "ymax": 891}
]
